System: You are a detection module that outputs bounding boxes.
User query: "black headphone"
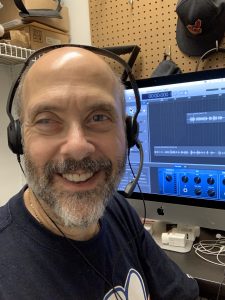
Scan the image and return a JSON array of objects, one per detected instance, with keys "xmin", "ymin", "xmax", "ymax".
[
  {"xmin": 6, "ymin": 45, "xmax": 144, "ymax": 292},
  {"xmin": 7, "ymin": 44, "xmax": 141, "ymax": 156}
]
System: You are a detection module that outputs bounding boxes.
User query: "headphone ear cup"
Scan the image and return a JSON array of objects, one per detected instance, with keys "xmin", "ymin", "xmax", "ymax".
[
  {"xmin": 126, "ymin": 116, "xmax": 139, "ymax": 148},
  {"xmin": 7, "ymin": 119, "xmax": 23, "ymax": 155}
]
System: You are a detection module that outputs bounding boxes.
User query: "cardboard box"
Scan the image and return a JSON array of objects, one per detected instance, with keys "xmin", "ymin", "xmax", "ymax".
[
  {"xmin": 0, "ymin": 0, "xmax": 69, "ymax": 32},
  {"xmin": 5, "ymin": 22, "xmax": 70, "ymax": 50}
]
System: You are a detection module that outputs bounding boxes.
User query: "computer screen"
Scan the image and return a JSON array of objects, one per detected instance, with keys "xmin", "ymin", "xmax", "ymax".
[{"xmin": 118, "ymin": 68, "xmax": 225, "ymax": 230}]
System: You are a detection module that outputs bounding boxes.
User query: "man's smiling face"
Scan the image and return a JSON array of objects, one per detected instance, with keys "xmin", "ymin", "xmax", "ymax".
[{"xmin": 21, "ymin": 48, "xmax": 127, "ymax": 228}]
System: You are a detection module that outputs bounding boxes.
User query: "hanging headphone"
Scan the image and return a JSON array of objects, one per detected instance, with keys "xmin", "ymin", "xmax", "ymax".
[
  {"xmin": 7, "ymin": 43, "xmax": 141, "ymax": 155},
  {"xmin": 13, "ymin": 0, "xmax": 62, "ymax": 18}
]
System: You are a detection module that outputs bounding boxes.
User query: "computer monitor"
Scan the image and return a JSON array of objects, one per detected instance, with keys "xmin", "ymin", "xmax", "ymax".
[{"xmin": 118, "ymin": 68, "xmax": 225, "ymax": 231}]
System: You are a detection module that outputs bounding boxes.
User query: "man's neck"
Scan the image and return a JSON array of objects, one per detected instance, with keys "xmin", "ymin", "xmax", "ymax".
[{"xmin": 23, "ymin": 188, "xmax": 100, "ymax": 241}]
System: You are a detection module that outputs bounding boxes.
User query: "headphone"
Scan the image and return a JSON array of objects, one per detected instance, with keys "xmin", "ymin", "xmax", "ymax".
[
  {"xmin": 14, "ymin": 0, "xmax": 62, "ymax": 18},
  {"xmin": 6, "ymin": 45, "xmax": 145, "ymax": 294},
  {"xmin": 6, "ymin": 44, "xmax": 143, "ymax": 196},
  {"xmin": 7, "ymin": 43, "xmax": 141, "ymax": 154}
]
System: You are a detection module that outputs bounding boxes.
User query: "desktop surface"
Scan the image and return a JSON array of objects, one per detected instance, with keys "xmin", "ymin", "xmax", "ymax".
[{"xmin": 165, "ymin": 228, "xmax": 225, "ymax": 299}]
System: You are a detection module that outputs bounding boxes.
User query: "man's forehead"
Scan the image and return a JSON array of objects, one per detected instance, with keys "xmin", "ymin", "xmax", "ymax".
[
  {"xmin": 23, "ymin": 48, "xmax": 116, "ymax": 91},
  {"xmin": 30, "ymin": 47, "xmax": 112, "ymax": 72},
  {"xmin": 20, "ymin": 47, "xmax": 123, "ymax": 116}
]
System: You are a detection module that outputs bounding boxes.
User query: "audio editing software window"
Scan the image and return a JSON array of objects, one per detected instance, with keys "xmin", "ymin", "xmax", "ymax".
[{"xmin": 119, "ymin": 77, "xmax": 225, "ymax": 201}]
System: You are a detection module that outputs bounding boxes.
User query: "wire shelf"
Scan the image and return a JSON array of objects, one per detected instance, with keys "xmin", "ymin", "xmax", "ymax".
[{"xmin": 0, "ymin": 43, "xmax": 34, "ymax": 64}]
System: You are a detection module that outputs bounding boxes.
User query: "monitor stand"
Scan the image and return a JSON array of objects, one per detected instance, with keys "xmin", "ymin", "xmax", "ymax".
[{"xmin": 145, "ymin": 220, "xmax": 200, "ymax": 253}]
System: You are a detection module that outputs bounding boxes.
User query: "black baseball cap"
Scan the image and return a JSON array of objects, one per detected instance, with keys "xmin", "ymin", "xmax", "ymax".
[{"xmin": 176, "ymin": 0, "xmax": 225, "ymax": 56}]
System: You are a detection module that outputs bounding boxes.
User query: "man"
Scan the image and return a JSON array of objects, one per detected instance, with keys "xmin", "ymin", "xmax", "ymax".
[{"xmin": 0, "ymin": 47, "xmax": 199, "ymax": 299}]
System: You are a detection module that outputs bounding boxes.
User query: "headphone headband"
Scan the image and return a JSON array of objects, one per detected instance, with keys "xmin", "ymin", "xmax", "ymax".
[{"xmin": 7, "ymin": 44, "xmax": 140, "ymax": 122}]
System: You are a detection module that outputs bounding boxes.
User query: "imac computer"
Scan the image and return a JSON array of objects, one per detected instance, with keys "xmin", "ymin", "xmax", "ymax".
[{"xmin": 118, "ymin": 68, "xmax": 225, "ymax": 246}]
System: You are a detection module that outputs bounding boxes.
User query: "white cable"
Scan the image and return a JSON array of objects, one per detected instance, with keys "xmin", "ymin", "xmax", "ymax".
[
  {"xmin": 194, "ymin": 241, "xmax": 225, "ymax": 255},
  {"xmin": 193, "ymin": 239, "xmax": 225, "ymax": 266},
  {"xmin": 217, "ymin": 246, "xmax": 225, "ymax": 266},
  {"xmin": 195, "ymin": 251, "xmax": 225, "ymax": 266},
  {"xmin": 216, "ymin": 234, "xmax": 225, "ymax": 239}
]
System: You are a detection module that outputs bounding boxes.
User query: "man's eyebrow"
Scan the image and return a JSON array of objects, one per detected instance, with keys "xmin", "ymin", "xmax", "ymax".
[
  {"xmin": 29, "ymin": 103, "xmax": 64, "ymax": 118},
  {"xmin": 86, "ymin": 102, "xmax": 117, "ymax": 112},
  {"xmin": 28, "ymin": 102, "xmax": 118, "ymax": 118}
]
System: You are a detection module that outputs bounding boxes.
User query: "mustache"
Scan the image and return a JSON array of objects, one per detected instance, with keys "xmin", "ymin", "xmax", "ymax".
[{"xmin": 44, "ymin": 158, "xmax": 112, "ymax": 177}]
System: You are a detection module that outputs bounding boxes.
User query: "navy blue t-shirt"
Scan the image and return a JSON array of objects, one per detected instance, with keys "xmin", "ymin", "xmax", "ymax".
[{"xmin": 0, "ymin": 187, "xmax": 199, "ymax": 299}]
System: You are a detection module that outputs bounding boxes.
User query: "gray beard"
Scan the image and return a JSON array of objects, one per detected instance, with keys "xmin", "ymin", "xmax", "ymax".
[{"xmin": 24, "ymin": 156, "xmax": 126, "ymax": 228}]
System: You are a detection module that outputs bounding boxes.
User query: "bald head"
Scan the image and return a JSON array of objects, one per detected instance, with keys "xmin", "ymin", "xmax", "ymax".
[
  {"xmin": 24, "ymin": 47, "xmax": 118, "ymax": 88},
  {"xmin": 16, "ymin": 47, "xmax": 125, "ymax": 121}
]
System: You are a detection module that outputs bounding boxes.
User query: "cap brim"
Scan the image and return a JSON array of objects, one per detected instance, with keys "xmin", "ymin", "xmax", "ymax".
[{"xmin": 176, "ymin": 15, "xmax": 225, "ymax": 56}]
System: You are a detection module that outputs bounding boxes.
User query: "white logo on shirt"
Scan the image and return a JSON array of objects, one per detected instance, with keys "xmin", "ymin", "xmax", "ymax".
[{"xmin": 104, "ymin": 268, "xmax": 149, "ymax": 300}]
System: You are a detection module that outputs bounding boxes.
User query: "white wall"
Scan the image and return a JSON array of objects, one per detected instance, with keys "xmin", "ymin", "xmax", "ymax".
[
  {"xmin": 0, "ymin": 65, "xmax": 23, "ymax": 204},
  {"xmin": 0, "ymin": 1, "xmax": 91, "ymax": 204},
  {"xmin": 64, "ymin": 0, "xmax": 91, "ymax": 45}
]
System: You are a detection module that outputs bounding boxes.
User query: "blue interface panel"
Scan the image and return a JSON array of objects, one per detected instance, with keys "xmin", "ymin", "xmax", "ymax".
[{"xmin": 118, "ymin": 76, "xmax": 225, "ymax": 201}]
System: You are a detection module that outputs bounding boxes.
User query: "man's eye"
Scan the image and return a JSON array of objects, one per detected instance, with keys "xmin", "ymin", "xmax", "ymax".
[
  {"xmin": 92, "ymin": 114, "xmax": 109, "ymax": 122},
  {"xmin": 36, "ymin": 119, "xmax": 52, "ymax": 124},
  {"xmin": 34, "ymin": 118, "xmax": 61, "ymax": 133}
]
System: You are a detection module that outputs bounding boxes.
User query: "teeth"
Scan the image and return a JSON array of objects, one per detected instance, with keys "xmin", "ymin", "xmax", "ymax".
[{"xmin": 62, "ymin": 172, "xmax": 93, "ymax": 183}]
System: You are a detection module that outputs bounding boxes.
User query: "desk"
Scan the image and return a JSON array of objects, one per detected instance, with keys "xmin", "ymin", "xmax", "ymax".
[{"xmin": 165, "ymin": 228, "xmax": 225, "ymax": 299}]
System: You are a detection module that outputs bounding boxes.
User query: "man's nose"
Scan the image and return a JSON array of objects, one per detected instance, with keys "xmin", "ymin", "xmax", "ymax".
[{"xmin": 59, "ymin": 125, "xmax": 95, "ymax": 160}]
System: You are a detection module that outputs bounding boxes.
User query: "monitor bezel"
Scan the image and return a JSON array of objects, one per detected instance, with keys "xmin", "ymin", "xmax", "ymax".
[{"xmin": 125, "ymin": 67, "xmax": 225, "ymax": 89}]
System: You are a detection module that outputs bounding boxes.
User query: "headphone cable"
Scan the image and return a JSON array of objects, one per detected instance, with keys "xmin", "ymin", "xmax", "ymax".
[
  {"xmin": 17, "ymin": 154, "xmax": 25, "ymax": 176},
  {"xmin": 127, "ymin": 146, "xmax": 146, "ymax": 227}
]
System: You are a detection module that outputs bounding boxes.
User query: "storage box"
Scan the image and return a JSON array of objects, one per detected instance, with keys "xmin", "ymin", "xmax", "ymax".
[
  {"xmin": 0, "ymin": 0, "xmax": 69, "ymax": 32},
  {"xmin": 4, "ymin": 22, "xmax": 70, "ymax": 50}
]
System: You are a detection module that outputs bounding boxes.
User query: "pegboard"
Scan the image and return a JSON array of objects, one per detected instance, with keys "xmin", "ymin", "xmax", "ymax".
[{"xmin": 89, "ymin": 0, "xmax": 225, "ymax": 79}]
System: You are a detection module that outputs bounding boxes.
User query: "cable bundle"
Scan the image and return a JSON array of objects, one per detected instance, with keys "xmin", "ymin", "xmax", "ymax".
[
  {"xmin": 193, "ymin": 237, "xmax": 225, "ymax": 267},
  {"xmin": 194, "ymin": 237, "xmax": 225, "ymax": 300}
]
